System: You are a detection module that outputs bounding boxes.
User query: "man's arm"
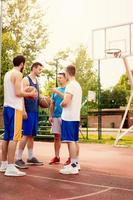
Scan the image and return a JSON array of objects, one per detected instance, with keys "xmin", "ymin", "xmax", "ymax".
[
  {"xmin": 49, "ymin": 100, "xmax": 55, "ymax": 124},
  {"xmin": 60, "ymin": 93, "xmax": 72, "ymax": 107},
  {"xmin": 13, "ymin": 73, "xmax": 37, "ymax": 98},
  {"xmin": 51, "ymin": 88, "xmax": 64, "ymax": 98}
]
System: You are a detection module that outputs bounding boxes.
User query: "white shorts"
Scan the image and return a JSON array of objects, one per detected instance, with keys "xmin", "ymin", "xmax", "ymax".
[{"xmin": 51, "ymin": 118, "xmax": 62, "ymax": 134}]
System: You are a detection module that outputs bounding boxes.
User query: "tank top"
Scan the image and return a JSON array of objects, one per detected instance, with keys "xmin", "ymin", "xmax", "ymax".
[
  {"xmin": 4, "ymin": 69, "xmax": 23, "ymax": 111},
  {"xmin": 24, "ymin": 76, "xmax": 39, "ymax": 112}
]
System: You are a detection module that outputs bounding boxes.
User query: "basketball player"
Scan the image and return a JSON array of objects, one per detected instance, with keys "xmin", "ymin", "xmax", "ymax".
[
  {"xmin": 15, "ymin": 62, "xmax": 43, "ymax": 168},
  {"xmin": 60, "ymin": 65, "xmax": 82, "ymax": 175},
  {"xmin": 0, "ymin": 55, "xmax": 37, "ymax": 176}
]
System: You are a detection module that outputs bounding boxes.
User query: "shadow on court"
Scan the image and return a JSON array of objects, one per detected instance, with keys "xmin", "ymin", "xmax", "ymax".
[{"xmin": 0, "ymin": 142, "xmax": 133, "ymax": 200}]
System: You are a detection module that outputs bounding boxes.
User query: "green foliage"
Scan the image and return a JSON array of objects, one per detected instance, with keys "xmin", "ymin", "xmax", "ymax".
[
  {"xmin": 74, "ymin": 45, "xmax": 98, "ymax": 97},
  {"xmin": 41, "ymin": 50, "xmax": 70, "ymax": 94},
  {"xmin": 3, "ymin": 0, "xmax": 48, "ymax": 66},
  {"xmin": 100, "ymin": 88, "xmax": 127, "ymax": 109},
  {"xmin": 0, "ymin": 32, "xmax": 19, "ymax": 106},
  {"xmin": 1, "ymin": 0, "xmax": 48, "ymax": 106},
  {"xmin": 46, "ymin": 49, "xmax": 70, "ymax": 81},
  {"xmin": 1, "ymin": 32, "xmax": 19, "ymax": 83},
  {"xmin": 114, "ymin": 73, "xmax": 130, "ymax": 97},
  {"xmin": 41, "ymin": 80, "xmax": 55, "ymax": 97}
]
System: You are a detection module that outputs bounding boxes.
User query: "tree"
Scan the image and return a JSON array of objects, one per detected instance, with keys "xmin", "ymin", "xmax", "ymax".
[
  {"xmin": 3, "ymin": 0, "xmax": 48, "ymax": 68},
  {"xmin": 100, "ymin": 88, "xmax": 127, "ymax": 109},
  {"xmin": 44, "ymin": 50, "xmax": 70, "ymax": 87},
  {"xmin": 73, "ymin": 45, "xmax": 98, "ymax": 97},
  {"xmin": 0, "ymin": 0, "xmax": 48, "ymax": 106},
  {"xmin": 0, "ymin": 32, "xmax": 19, "ymax": 106},
  {"xmin": 114, "ymin": 73, "xmax": 130, "ymax": 97}
]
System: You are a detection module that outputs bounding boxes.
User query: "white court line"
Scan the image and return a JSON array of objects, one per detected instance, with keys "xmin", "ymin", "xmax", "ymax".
[
  {"xmin": 38, "ymin": 165, "xmax": 133, "ymax": 180},
  {"xmin": 28, "ymin": 174, "xmax": 133, "ymax": 192},
  {"xmin": 58, "ymin": 188, "xmax": 112, "ymax": 200},
  {"xmin": 81, "ymin": 171, "xmax": 133, "ymax": 180}
]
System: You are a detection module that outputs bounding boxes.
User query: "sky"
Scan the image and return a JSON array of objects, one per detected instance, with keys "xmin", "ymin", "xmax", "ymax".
[{"xmin": 37, "ymin": 0, "xmax": 133, "ymax": 89}]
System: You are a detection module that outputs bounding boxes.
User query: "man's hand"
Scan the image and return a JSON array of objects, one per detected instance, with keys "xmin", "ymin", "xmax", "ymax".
[
  {"xmin": 51, "ymin": 88, "xmax": 58, "ymax": 94},
  {"xmin": 49, "ymin": 116, "xmax": 53, "ymax": 124},
  {"xmin": 22, "ymin": 110, "xmax": 27, "ymax": 120},
  {"xmin": 23, "ymin": 86, "xmax": 38, "ymax": 99},
  {"xmin": 51, "ymin": 88, "xmax": 64, "ymax": 98}
]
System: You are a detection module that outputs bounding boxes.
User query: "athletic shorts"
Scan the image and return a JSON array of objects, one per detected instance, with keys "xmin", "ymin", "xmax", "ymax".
[
  {"xmin": 22, "ymin": 112, "xmax": 38, "ymax": 136},
  {"xmin": 3, "ymin": 106, "xmax": 23, "ymax": 141},
  {"xmin": 61, "ymin": 120, "xmax": 80, "ymax": 142},
  {"xmin": 51, "ymin": 118, "xmax": 62, "ymax": 134}
]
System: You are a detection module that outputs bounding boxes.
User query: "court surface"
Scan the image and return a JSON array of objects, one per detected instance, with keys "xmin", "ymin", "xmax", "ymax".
[{"xmin": 0, "ymin": 141, "xmax": 133, "ymax": 200}]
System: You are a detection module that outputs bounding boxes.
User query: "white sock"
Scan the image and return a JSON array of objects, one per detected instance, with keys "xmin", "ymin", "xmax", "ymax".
[
  {"xmin": 1, "ymin": 161, "xmax": 8, "ymax": 167},
  {"xmin": 28, "ymin": 149, "xmax": 33, "ymax": 160},
  {"xmin": 75, "ymin": 157, "xmax": 79, "ymax": 164},
  {"xmin": 17, "ymin": 149, "xmax": 23, "ymax": 160},
  {"xmin": 71, "ymin": 158, "xmax": 77, "ymax": 164}
]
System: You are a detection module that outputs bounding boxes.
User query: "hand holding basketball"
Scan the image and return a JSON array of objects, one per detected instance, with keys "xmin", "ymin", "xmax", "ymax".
[
  {"xmin": 24, "ymin": 86, "xmax": 38, "ymax": 99},
  {"xmin": 39, "ymin": 96, "xmax": 51, "ymax": 108}
]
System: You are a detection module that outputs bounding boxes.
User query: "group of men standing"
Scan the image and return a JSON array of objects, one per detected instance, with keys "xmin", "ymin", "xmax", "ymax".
[{"xmin": 0, "ymin": 55, "xmax": 82, "ymax": 176}]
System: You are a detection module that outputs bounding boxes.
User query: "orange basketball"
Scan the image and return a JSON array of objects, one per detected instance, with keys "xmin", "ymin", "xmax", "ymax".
[
  {"xmin": 24, "ymin": 86, "xmax": 38, "ymax": 99},
  {"xmin": 39, "ymin": 96, "xmax": 51, "ymax": 108}
]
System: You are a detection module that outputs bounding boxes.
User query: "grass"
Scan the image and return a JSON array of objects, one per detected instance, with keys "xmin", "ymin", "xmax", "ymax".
[
  {"xmin": 0, "ymin": 133, "xmax": 133, "ymax": 146},
  {"xmin": 79, "ymin": 134, "xmax": 133, "ymax": 146}
]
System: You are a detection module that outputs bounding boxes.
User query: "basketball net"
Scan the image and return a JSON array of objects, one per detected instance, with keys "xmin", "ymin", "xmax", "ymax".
[{"xmin": 105, "ymin": 48, "xmax": 122, "ymax": 58}]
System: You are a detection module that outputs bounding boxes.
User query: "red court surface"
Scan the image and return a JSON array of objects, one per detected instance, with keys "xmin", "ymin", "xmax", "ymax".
[{"xmin": 0, "ymin": 141, "xmax": 133, "ymax": 200}]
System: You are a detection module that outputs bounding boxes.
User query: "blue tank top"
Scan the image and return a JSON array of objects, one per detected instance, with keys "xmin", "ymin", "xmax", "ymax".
[{"xmin": 24, "ymin": 76, "xmax": 39, "ymax": 112}]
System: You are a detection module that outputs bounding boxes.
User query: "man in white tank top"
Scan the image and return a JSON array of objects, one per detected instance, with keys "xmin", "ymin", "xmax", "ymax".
[{"xmin": 0, "ymin": 55, "xmax": 37, "ymax": 177}]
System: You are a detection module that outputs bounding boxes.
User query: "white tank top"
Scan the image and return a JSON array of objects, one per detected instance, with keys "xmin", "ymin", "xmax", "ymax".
[{"xmin": 4, "ymin": 69, "xmax": 23, "ymax": 111}]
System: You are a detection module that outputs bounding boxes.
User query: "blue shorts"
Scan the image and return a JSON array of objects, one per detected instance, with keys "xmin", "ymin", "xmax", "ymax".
[
  {"xmin": 3, "ymin": 106, "xmax": 23, "ymax": 141},
  {"xmin": 22, "ymin": 112, "xmax": 38, "ymax": 136},
  {"xmin": 61, "ymin": 120, "xmax": 80, "ymax": 142}
]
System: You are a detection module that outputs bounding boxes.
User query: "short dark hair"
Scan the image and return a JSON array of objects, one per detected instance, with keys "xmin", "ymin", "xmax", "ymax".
[
  {"xmin": 31, "ymin": 62, "xmax": 43, "ymax": 71},
  {"xmin": 58, "ymin": 72, "xmax": 66, "ymax": 77},
  {"xmin": 66, "ymin": 65, "xmax": 76, "ymax": 76},
  {"xmin": 13, "ymin": 55, "xmax": 25, "ymax": 67}
]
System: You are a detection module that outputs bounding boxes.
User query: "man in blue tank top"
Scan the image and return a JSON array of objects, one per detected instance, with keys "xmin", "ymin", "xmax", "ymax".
[{"xmin": 15, "ymin": 62, "xmax": 43, "ymax": 168}]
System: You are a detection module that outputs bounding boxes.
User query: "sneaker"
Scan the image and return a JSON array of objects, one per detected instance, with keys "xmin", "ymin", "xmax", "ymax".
[
  {"xmin": 60, "ymin": 164, "xmax": 79, "ymax": 175},
  {"xmin": 27, "ymin": 157, "xmax": 43, "ymax": 166},
  {"xmin": 64, "ymin": 163, "xmax": 81, "ymax": 171},
  {"xmin": 15, "ymin": 159, "xmax": 28, "ymax": 169},
  {"xmin": 64, "ymin": 157, "xmax": 71, "ymax": 166},
  {"xmin": 49, "ymin": 157, "xmax": 60, "ymax": 165},
  {"xmin": 5, "ymin": 165, "xmax": 26, "ymax": 177},
  {"xmin": 76, "ymin": 163, "xmax": 81, "ymax": 171}
]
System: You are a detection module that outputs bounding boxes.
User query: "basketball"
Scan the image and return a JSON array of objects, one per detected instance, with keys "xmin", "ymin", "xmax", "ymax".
[
  {"xmin": 39, "ymin": 96, "xmax": 51, "ymax": 108},
  {"xmin": 24, "ymin": 86, "xmax": 38, "ymax": 99}
]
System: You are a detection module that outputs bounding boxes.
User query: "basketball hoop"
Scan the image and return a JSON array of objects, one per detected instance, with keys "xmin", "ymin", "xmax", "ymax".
[{"xmin": 105, "ymin": 48, "xmax": 122, "ymax": 58}]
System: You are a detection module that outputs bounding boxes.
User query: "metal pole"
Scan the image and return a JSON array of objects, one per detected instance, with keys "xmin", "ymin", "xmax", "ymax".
[
  {"xmin": 97, "ymin": 59, "xmax": 102, "ymax": 140},
  {"xmin": 0, "ymin": 0, "xmax": 2, "ymax": 84},
  {"xmin": 55, "ymin": 60, "xmax": 58, "ymax": 87},
  {"xmin": 86, "ymin": 99, "xmax": 89, "ymax": 140}
]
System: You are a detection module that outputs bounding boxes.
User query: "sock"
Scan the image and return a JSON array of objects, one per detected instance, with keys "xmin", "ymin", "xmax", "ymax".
[
  {"xmin": 28, "ymin": 149, "xmax": 33, "ymax": 160},
  {"xmin": 1, "ymin": 161, "xmax": 8, "ymax": 167},
  {"xmin": 71, "ymin": 158, "xmax": 77, "ymax": 168},
  {"xmin": 75, "ymin": 157, "xmax": 79, "ymax": 164},
  {"xmin": 17, "ymin": 149, "xmax": 23, "ymax": 160}
]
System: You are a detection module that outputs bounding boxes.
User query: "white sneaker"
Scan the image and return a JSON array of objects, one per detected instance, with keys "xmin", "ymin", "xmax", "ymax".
[
  {"xmin": 60, "ymin": 165, "xmax": 79, "ymax": 175},
  {"xmin": 77, "ymin": 163, "xmax": 81, "ymax": 171},
  {"xmin": 5, "ymin": 165, "xmax": 26, "ymax": 177},
  {"xmin": 64, "ymin": 163, "xmax": 81, "ymax": 171},
  {"xmin": 0, "ymin": 165, "xmax": 7, "ymax": 172}
]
